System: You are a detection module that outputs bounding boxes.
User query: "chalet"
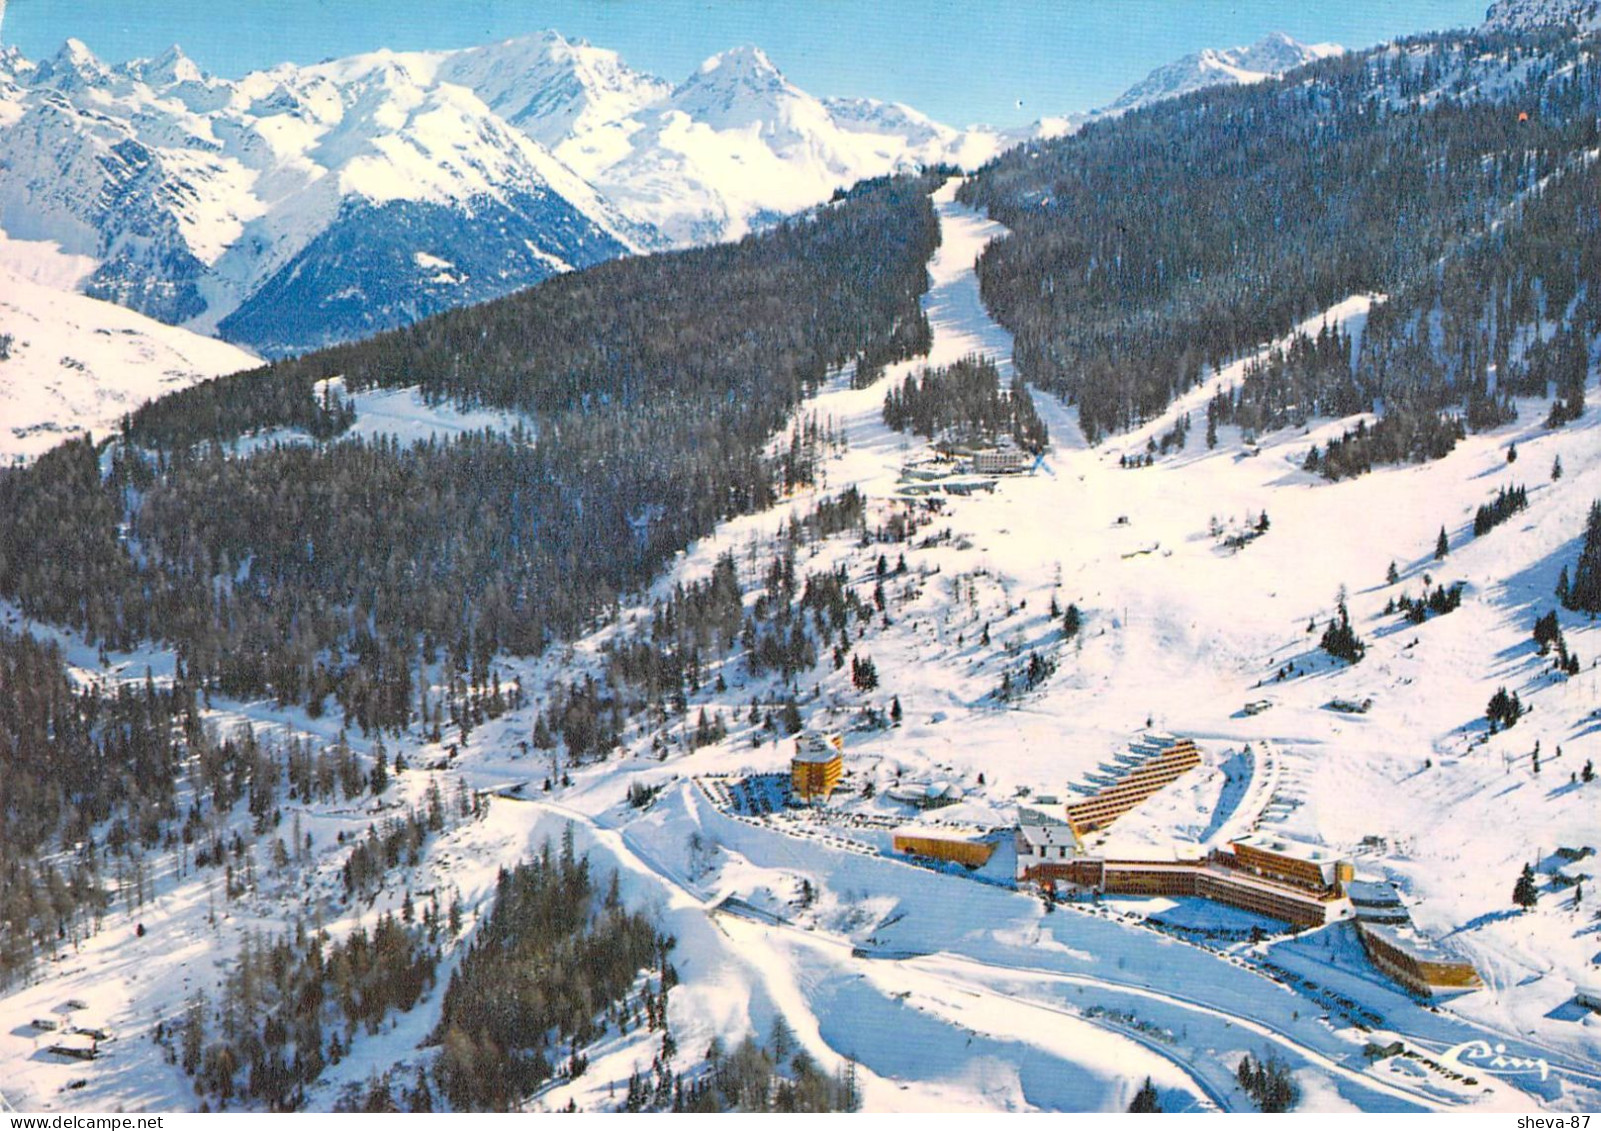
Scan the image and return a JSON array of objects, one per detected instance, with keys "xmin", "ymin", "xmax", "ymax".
[{"xmin": 47, "ymin": 1034, "xmax": 98, "ymax": 1061}]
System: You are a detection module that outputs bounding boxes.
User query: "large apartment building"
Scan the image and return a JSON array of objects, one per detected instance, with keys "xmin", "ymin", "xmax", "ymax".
[
  {"xmin": 1016, "ymin": 835, "xmax": 1354, "ymax": 929},
  {"xmin": 790, "ymin": 733, "xmax": 844, "ymax": 803},
  {"xmin": 1063, "ymin": 734, "xmax": 1201, "ymax": 836}
]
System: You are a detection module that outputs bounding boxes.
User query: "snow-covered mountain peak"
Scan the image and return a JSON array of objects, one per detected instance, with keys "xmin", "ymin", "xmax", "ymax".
[
  {"xmin": 35, "ymin": 37, "xmax": 111, "ymax": 91},
  {"xmin": 432, "ymin": 30, "xmax": 670, "ymax": 160},
  {"xmin": 695, "ymin": 43, "xmax": 780, "ymax": 79},
  {"xmin": 1103, "ymin": 32, "xmax": 1342, "ymax": 116},
  {"xmin": 136, "ymin": 44, "xmax": 207, "ymax": 88},
  {"xmin": 0, "ymin": 46, "xmax": 36, "ymax": 83},
  {"xmin": 1483, "ymin": 0, "xmax": 1601, "ymax": 32},
  {"xmin": 672, "ymin": 44, "xmax": 805, "ymax": 127}
]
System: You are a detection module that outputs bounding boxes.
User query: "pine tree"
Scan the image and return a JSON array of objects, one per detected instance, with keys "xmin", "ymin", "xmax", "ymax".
[
  {"xmin": 1552, "ymin": 455, "xmax": 1563, "ymax": 481},
  {"xmin": 1513, "ymin": 862, "xmax": 1539, "ymax": 910},
  {"xmin": 1386, "ymin": 560, "xmax": 1399, "ymax": 586},
  {"xmin": 1564, "ymin": 501, "xmax": 1601, "ymax": 613},
  {"xmin": 1434, "ymin": 526, "xmax": 1449, "ymax": 560},
  {"xmin": 1063, "ymin": 604, "xmax": 1081, "ymax": 639},
  {"xmin": 1129, "ymin": 1077, "xmax": 1162, "ymax": 1113}
]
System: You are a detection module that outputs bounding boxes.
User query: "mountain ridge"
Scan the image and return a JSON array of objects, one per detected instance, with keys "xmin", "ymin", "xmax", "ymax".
[{"xmin": 0, "ymin": 27, "xmax": 1344, "ymax": 357}]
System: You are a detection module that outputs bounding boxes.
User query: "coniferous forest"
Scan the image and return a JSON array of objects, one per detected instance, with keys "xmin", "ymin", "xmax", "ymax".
[
  {"xmin": 0, "ymin": 174, "xmax": 939, "ymax": 736},
  {"xmin": 961, "ymin": 28, "xmax": 1601, "ymax": 449}
]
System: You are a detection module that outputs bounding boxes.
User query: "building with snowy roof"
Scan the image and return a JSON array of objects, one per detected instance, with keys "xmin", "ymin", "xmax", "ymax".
[
  {"xmin": 1222, "ymin": 833, "xmax": 1355, "ymax": 894},
  {"xmin": 790, "ymin": 733, "xmax": 843, "ymax": 803},
  {"xmin": 1346, "ymin": 879, "xmax": 1411, "ymax": 924},
  {"xmin": 1015, "ymin": 821, "xmax": 1082, "ymax": 878},
  {"xmin": 1355, "ymin": 921, "xmax": 1483, "ymax": 997},
  {"xmin": 893, "ymin": 827, "xmax": 997, "ymax": 869},
  {"xmin": 1017, "ymin": 834, "xmax": 1356, "ymax": 929}
]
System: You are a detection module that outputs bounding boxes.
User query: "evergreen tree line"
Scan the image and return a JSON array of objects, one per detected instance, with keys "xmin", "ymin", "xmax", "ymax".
[
  {"xmin": 1307, "ymin": 413, "xmax": 1468, "ymax": 481},
  {"xmin": 1560, "ymin": 500, "xmax": 1601, "ymax": 614},
  {"xmin": 0, "ymin": 628, "xmax": 203, "ymax": 986},
  {"xmin": 1474, "ymin": 484, "xmax": 1529, "ymax": 536},
  {"xmin": 882, "ymin": 355, "xmax": 1049, "ymax": 452},
  {"xmin": 1208, "ymin": 322, "xmax": 1360, "ymax": 437},
  {"xmin": 0, "ymin": 177, "xmax": 940, "ymax": 735},
  {"xmin": 540, "ymin": 488, "xmax": 897, "ymax": 767},
  {"xmin": 1320, "ymin": 597, "xmax": 1366, "ymax": 664},
  {"xmin": 1387, "ymin": 581, "xmax": 1465, "ymax": 624},
  {"xmin": 678, "ymin": 1022, "xmax": 859, "ymax": 1113},
  {"xmin": 1532, "ymin": 609, "xmax": 1581, "ymax": 675},
  {"xmin": 959, "ymin": 28, "xmax": 1600, "ymax": 446}
]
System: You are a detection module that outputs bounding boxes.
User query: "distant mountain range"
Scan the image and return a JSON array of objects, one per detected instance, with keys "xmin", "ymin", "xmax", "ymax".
[{"xmin": 0, "ymin": 29, "xmax": 1340, "ymax": 357}]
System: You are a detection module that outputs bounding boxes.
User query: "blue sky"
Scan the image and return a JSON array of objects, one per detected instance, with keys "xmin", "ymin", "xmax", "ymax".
[{"xmin": 3, "ymin": 1, "xmax": 1489, "ymax": 127}]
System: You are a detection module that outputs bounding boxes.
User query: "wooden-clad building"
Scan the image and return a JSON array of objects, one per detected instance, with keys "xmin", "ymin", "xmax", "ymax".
[
  {"xmin": 893, "ymin": 829, "xmax": 997, "ymax": 869},
  {"xmin": 1356, "ymin": 921, "xmax": 1483, "ymax": 997},
  {"xmin": 1017, "ymin": 833, "xmax": 1355, "ymax": 929}
]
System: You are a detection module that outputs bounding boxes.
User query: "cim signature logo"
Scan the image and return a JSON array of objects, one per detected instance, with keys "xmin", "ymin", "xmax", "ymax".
[{"xmin": 1439, "ymin": 1039, "xmax": 1550, "ymax": 1081}]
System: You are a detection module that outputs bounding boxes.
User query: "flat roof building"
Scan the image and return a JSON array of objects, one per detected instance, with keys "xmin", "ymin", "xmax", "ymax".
[
  {"xmin": 1356, "ymin": 921, "xmax": 1483, "ymax": 997},
  {"xmin": 791, "ymin": 733, "xmax": 844, "ymax": 804},
  {"xmin": 894, "ymin": 828, "xmax": 997, "ymax": 869}
]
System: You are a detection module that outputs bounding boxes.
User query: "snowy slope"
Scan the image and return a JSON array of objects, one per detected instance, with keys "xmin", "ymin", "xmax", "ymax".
[
  {"xmin": 1484, "ymin": 0, "xmax": 1601, "ymax": 33},
  {"xmin": 0, "ymin": 248, "xmax": 257, "ymax": 463}
]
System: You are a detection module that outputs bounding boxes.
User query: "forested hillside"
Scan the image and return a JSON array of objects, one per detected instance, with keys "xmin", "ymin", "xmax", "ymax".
[
  {"xmin": 0, "ymin": 175, "xmax": 939, "ymax": 734},
  {"xmin": 961, "ymin": 27, "xmax": 1601, "ymax": 445}
]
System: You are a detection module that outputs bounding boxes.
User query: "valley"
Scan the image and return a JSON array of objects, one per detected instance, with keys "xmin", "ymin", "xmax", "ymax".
[
  {"xmin": 1, "ymin": 1, "xmax": 1599, "ymax": 1115},
  {"xmin": 1, "ymin": 174, "xmax": 1597, "ymax": 1113}
]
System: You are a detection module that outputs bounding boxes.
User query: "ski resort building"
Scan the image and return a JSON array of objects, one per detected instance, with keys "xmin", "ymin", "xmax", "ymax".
[
  {"xmin": 892, "ymin": 829, "xmax": 997, "ymax": 868},
  {"xmin": 1015, "ymin": 822, "xmax": 1079, "ymax": 871},
  {"xmin": 1220, "ymin": 834, "xmax": 1355, "ymax": 894},
  {"xmin": 790, "ymin": 733, "xmax": 844, "ymax": 803},
  {"xmin": 1016, "ymin": 835, "xmax": 1355, "ymax": 929},
  {"xmin": 1062, "ymin": 734, "xmax": 1202, "ymax": 835},
  {"xmin": 969, "ymin": 442, "xmax": 1030, "ymax": 475},
  {"xmin": 1346, "ymin": 880, "xmax": 1411, "ymax": 924},
  {"xmin": 1355, "ymin": 922, "xmax": 1483, "ymax": 997}
]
